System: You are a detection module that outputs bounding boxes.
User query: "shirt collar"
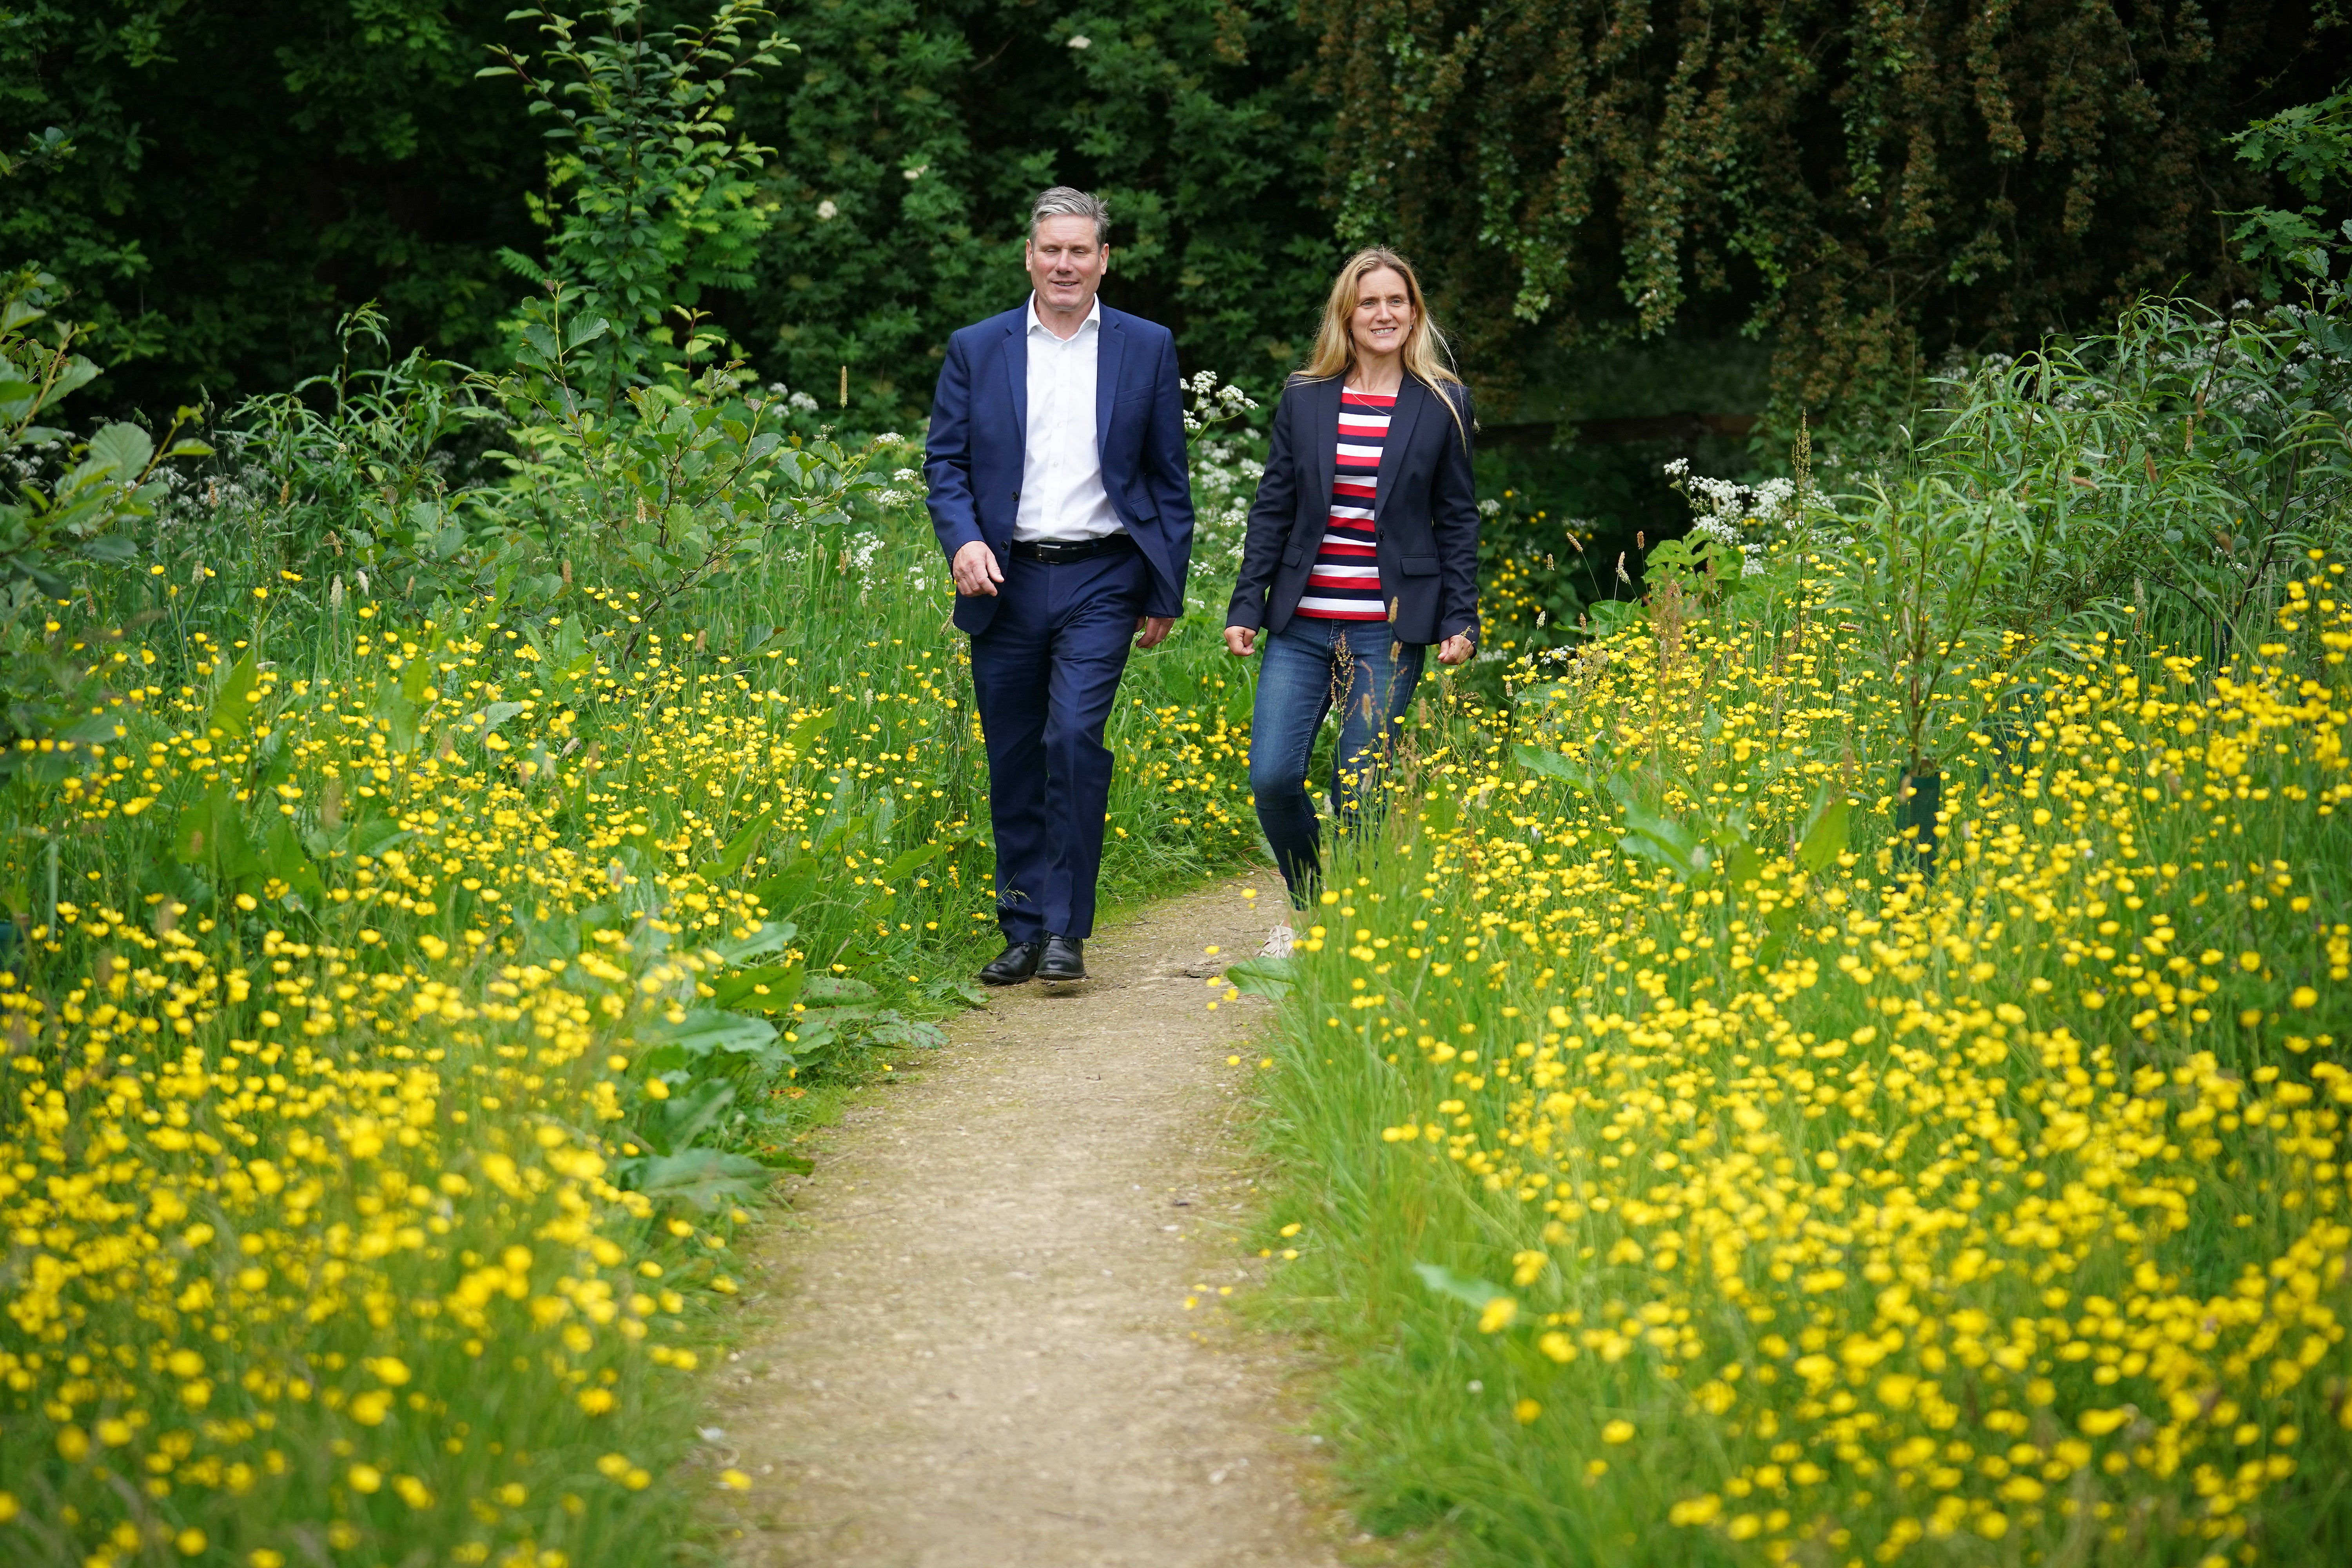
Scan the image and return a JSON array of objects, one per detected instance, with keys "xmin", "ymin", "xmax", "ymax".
[{"xmin": 1027, "ymin": 292, "xmax": 1102, "ymax": 340}]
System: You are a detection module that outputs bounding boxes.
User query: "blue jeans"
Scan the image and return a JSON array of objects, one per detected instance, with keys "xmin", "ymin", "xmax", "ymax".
[{"xmin": 1248, "ymin": 618, "xmax": 1426, "ymax": 906}]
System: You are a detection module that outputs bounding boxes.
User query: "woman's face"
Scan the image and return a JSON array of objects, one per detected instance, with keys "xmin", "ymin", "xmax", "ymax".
[{"xmin": 1349, "ymin": 266, "xmax": 1415, "ymax": 359}]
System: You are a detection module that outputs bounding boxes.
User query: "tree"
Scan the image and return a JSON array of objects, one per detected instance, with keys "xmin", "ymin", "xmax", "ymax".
[{"xmin": 1301, "ymin": 0, "xmax": 2347, "ymax": 416}]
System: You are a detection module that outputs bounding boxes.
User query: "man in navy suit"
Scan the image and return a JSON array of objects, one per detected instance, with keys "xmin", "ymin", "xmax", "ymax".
[{"xmin": 925, "ymin": 187, "xmax": 1194, "ymax": 985}]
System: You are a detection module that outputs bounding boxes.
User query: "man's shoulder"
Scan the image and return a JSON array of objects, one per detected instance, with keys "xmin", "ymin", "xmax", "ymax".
[
  {"xmin": 948, "ymin": 305, "xmax": 1030, "ymax": 351},
  {"xmin": 1100, "ymin": 304, "xmax": 1174, "ymax": 347}
]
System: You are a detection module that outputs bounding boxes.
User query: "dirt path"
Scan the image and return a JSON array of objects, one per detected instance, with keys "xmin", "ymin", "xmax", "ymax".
[{"xmin": 708, "ymin": 873, "xmax": 1355, "ymax": 1568}]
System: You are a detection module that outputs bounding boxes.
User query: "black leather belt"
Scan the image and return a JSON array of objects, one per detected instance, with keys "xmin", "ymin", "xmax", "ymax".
[{"xmin": 1011, "ymin": 532, "xmax": 1136, "ymax": 564}]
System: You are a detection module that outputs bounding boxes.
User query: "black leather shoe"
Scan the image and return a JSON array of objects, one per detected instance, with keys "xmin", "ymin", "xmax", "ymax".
[
  {"xmin": 1036, "ymin": 934, "xmax": 1085, "ymax": 982},
  {"xmin": 978, "ymin": 940, "xmax": 1042, "ymax": 986}
]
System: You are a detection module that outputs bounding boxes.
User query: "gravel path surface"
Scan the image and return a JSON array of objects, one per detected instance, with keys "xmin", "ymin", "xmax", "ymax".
[{"xmin": 709, "ymin": 873, "xmax": 1359, "ymax": 1568}]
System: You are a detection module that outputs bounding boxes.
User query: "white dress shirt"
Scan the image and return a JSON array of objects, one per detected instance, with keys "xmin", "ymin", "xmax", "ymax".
[{"xmin": 1014, "ymin": 294, "xmax": 1123, "ymax": 543}]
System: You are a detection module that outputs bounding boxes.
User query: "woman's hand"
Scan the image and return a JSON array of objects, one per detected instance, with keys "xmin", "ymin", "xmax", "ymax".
[
  {"xmin": 1436, "ymin": 633, "xmax": 1474, "ymax": 666},
  {"xmin": 1223, "ymin": 625, "xmax": 1258, "ymax": 657}
]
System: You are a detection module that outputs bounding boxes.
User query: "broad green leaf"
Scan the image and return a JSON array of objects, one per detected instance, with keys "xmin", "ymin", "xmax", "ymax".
[
  {"xmin": 400, "ymin": 653, "xmax": 432, "ymax": 705},
  {"xmin": 877, "ymin": 837, "xmax": 957, "ymax": 887},
  {"xmin": 1221, "ymin": 956, "xmax": 1294, "ymax": 998},
  {"xmin": 650, "ymin": 1080, "xmax": 735, "ymax": 1153},
  {"xmin": 710, "ymin": 920, "xmax": 796, "ymax": 965},
  {"xmin": 711, "ymin": 960, "xmax": 802, "ymax": 1011},
  {"xmin": 648, "ymin": 1008, "xmax": 779, "ymax": 1057},
  {"xmin": 1412, "ymin": 1261, "xmax": 1508, "ymax": 1308},
  {"xmin": 1796, "ymin": 785, "xmax": 1850, "ymax": 873},
  {"xmin": 694, "ymin": 808, "xmax": 771, "ymax": 883},
  {"xmin": 1512, "ymin": 743, "xmax": 1602, "ymax": 794},
  {"xmin": 85, "ymin": 421, "xmax": 153, "ymax": 481},
  {"xmin": 1618, "ymin": 801, "xmax": 1701, "ymax": 876},
  {"xmin": 780, "ymin": 706, "xmax": 832, "ymax": 753},
  {"xmin": 866, "ymin": 1012, "xmax": 949, "ymax": 1050},
  {"xmin": 628, "ymin": 1148, "xmax": 771, "ymax": 1212},
  {"xmin": 205, "ymin": 654, "xmax": 260, "ymax": 740},
  {"xmin": 801, "ymin": 975, "xmax": 877, "ymax": 1003}
]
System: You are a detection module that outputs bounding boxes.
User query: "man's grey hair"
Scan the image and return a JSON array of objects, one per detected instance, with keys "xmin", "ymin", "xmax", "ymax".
[{"xmin": 1028, "ymin": 186, "xmax": 1109, "ymax": 245}]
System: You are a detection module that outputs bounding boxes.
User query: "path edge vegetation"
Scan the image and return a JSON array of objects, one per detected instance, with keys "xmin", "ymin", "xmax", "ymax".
[{"xmin": 1232, "ymin": 137, "xmax": 2352, "ymax": 1565}]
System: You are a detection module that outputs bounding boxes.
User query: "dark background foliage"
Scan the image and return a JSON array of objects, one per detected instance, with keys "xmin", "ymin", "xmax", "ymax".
[
  {"xmin": 1, "ymin": 0, "xmax": 2341, "ymax": 586},
  {"xmin": 0, "ymin": 0, "xmax": 1337, "ymax": 423},
  {"xmin": 1303, "ymin": 0, "xmax": 2347, "ymax": 417}
]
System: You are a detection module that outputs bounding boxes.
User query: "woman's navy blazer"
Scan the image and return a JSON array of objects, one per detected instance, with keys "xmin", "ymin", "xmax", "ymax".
[{"xmin": 1224, "ymin": 372, "xmax": 1480, "ymax": 647}]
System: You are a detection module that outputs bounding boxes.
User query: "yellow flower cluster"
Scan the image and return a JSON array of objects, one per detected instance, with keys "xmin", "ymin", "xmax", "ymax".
[{"xmin": 1289, "ymin": 554, "xmax": 2352, "ymax": 1565}]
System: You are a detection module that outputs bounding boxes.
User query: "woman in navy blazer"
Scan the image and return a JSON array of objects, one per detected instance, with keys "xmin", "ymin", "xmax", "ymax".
[{"xmin": 1225, "ymin": 248, "xmax": 1481, "ymax": 912}]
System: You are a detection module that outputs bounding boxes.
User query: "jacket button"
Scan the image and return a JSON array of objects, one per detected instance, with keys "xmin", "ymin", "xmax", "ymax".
[{"xmin": 1010, "ymin": 490, "xmax": 1020, "ymax": 500}]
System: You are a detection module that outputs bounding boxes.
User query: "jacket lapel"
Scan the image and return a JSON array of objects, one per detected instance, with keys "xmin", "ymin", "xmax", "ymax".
[
  {"xmin": 1093, "ymin": 309, "xmax": 1125, "ymax": 460},
  {"xmin": 1310, "ymin": 376, "xmax": 1342, "ymax": 519},
  {"xmin": 1001, "ymin": 310, "xmax": 1029, "ymax": 450},
  {"xmin": 1372, "ymin": 375, "xmax": 1428, "ymax": 521}
]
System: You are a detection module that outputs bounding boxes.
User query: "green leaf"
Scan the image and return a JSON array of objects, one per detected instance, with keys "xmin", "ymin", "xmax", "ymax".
[
  {"xmin": 694, "ymin": 807, "xmax": 771, "ymax": 883},
  {"xmin": 1512, "ymin": 744, "xmax": 1602, "ymax": 794},
  {"xmin": 647, "ymin": 1008, "xmax": 779, "ymax": 1057},
  {"xmin": 710, "ymin": 920, "xmax": 796, "ymax": 965},
  {"xmin": 780, "ymin": 706, "xmax": 833, "ymax": 753},
  {"xmin": 1796, "ymin": 784, "xmax": 1850, "ymax": 873},
  {"xmin": 400, "ymin": 652, "xmax": 433, "ymax": 705},
  {"xmin": 1412, "ymin": 1261, "xmax": 1507, "ymax": 1308},
  {"xmin": 650, "ymin": 1080, "xmax": 735, "ymax": 1153},
  {"xmin": 1618, "ymin": 801, "xmax": 1701, "ymax": 877},
  {"xmin": 866, "ymin": 1012, "xmax": 949, "ymax": 1050},
  {"xmin": 877, "ymin": 836, "xmax": 958, "ymax": 888},
  {"xmin": 711, "ymin": 960, "xmax": 802, "ymax": 1011},
  {"xmin": 801, "ymin": 975, "xmax": 877, "ymax": 1002},
  {"xmin": 85, "ymin": 421, "xmax": 154, "ymax": 481},
  {"xmin": 1221, "ymin": 956, "xmax": 1295, "ymax": 998},
  {"xmin": 628, "ymin": 1148, "xmax": 771, "ymax": 1212},
  {"xmin": 205, "ymin": 653, "xmax": 260, "ymax": 740}
]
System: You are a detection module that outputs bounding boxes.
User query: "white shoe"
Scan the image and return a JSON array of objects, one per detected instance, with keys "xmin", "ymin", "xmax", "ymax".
[{"xmin": 1259, "ymin": 926, "xmax": 1294, "ymax": 959}]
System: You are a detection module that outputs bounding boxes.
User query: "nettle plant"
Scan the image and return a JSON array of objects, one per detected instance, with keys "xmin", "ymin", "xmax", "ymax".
[{"xmin": 485, "ymin": 285, "xmax": 894, "ymax": 655}]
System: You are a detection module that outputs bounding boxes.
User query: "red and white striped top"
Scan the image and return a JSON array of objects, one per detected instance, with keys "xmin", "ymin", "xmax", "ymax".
[{"xmin": 1294, "ymin": 387, "xmax": 1393, "ymax": 621}]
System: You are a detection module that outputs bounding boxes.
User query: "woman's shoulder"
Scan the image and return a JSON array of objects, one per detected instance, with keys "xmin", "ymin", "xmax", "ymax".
[{"xmin": 1415, "ymin": 374, "xmax": 1472, "ymax": 413}]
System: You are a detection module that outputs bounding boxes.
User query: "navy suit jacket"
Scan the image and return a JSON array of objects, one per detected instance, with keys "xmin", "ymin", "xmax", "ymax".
[{"xmin": 924, "ymin": 302, "xmax": 1195, "ymax": 633}]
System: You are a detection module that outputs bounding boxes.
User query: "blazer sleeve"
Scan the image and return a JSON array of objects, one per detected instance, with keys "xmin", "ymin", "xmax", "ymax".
[
  {"xmin": 1141, "ymin": 328, "xmax": 1195, "ymax": 619},
  {"xmin": 1432, "ymin": 384, "xmax": 1481, "ymax": 644},
  {"xmin": 923, "ymin": 329, "xmax": 984, "ymax": 560},
  {"xmin": 1224, "ymin": 383, "xmax": 1299, "ymax": 632}
]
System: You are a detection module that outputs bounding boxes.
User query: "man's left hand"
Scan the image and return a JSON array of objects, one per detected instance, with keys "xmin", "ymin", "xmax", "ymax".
[
  {"xmin": 1436, "ymin": 633, "xmax": 1475, "ymax": 666},
  {"xmin": 1134, "ymin": 616, "xmax": 1174, "ymax": 650}
]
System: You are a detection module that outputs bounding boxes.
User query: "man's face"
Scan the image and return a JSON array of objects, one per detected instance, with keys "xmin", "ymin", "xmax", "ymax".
[{"xmin": 1027, "ymin": 214, "xmax": 1108, "ymax": 317}]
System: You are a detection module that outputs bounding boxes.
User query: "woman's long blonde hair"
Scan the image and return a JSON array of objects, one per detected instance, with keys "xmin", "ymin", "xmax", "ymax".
[{"xmin": 1300, "ymin": 247, "xmax": 1465, "ymax": 441}]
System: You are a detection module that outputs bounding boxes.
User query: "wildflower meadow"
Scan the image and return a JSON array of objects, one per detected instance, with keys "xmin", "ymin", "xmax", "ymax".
[
  {"xmin": 0, "ymin": 283, "xmax": 1261, "ymax": 1562},
  {"xmin": 1244, "ymin": 293, "xmax": 2352, "ymax": 1568},
  {"xmin": 6, "ymin": 8, "xmax": 2349, "ymax": 1560}
]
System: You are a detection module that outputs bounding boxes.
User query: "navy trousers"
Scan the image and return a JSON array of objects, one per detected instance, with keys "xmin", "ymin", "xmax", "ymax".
[{"xmin": 967, "ymin": 550, "xmax": 1148, "ymax": 942}]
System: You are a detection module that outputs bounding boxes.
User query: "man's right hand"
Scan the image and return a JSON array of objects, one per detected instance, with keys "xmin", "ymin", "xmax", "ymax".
[
  {"xmin": 951, "ymin": 540, "xmax": 1003, "ymax": 597},
  {"xmin": 1223, "ymin": 625, "xmax": 1257, "ymax": 657}
]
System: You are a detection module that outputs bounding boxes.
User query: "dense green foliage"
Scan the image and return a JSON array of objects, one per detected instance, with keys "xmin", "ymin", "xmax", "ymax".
[
  {"xmin": 1305, "ymin": 0, "xmax": 2347, "ymax": 414},
  {"xmin": 15, "ymin": 0, "xmax": 2345, "ymax": 429},
  {"xmin": 0, "ymin": 0, "xmax": 1332, "ymax": 419}
]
